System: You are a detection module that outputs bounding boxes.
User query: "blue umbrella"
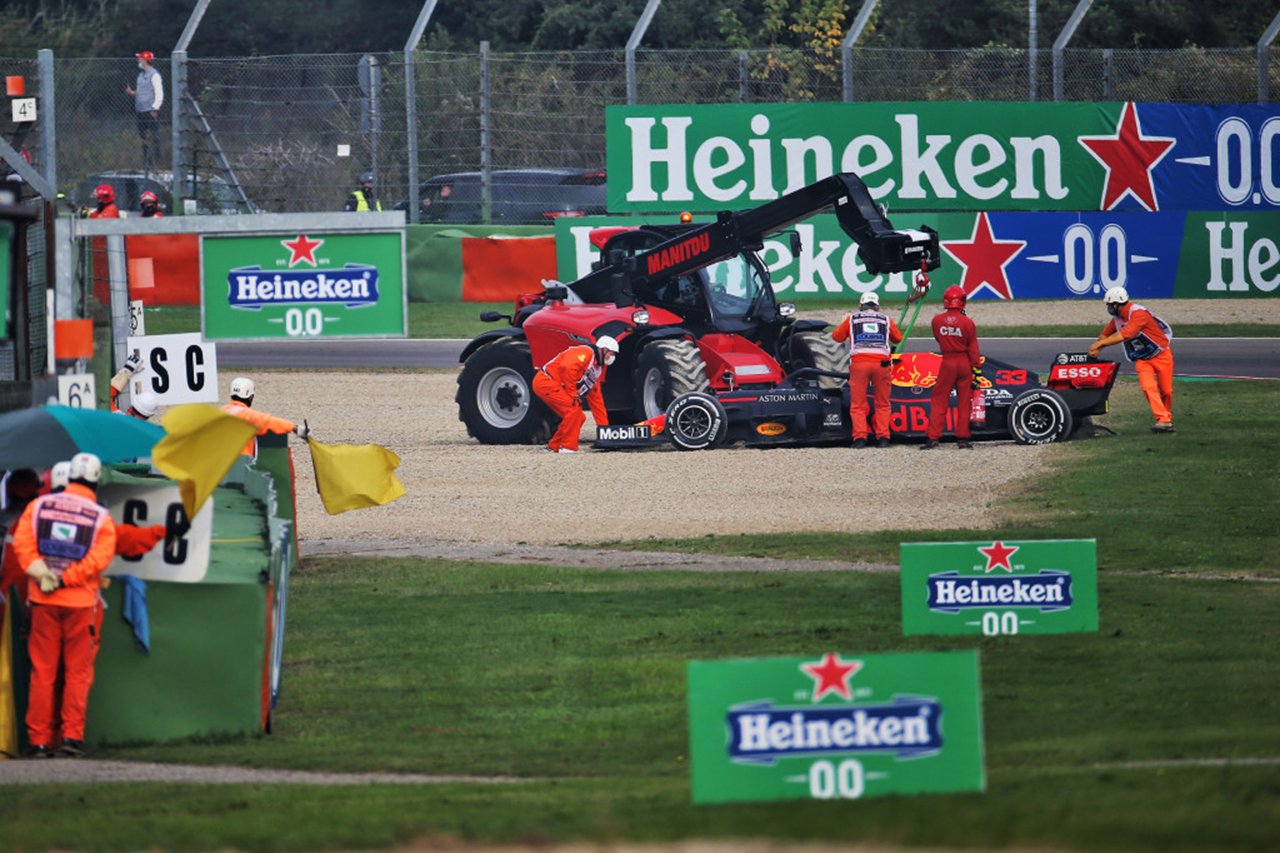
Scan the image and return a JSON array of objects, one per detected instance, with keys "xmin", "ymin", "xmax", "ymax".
[{"xmin": 0, "ymin": 405, "xmax": 165, "ymax": 470}]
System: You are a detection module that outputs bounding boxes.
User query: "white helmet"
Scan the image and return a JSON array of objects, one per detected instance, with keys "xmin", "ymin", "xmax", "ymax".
[
  {"xmin": 859, "ymin": 291, "xmax": 880, "ymax": 308},
  {"xmin": 130, "ymin": 390, "xmax": 159, "ymax": 419},
  {"xmin": 1103, "ymin": 286, "xmax": 1129, "ymax": 305},
  {"xmin": 50, "ymin": 461, "xmax": 71, "ymax": 491},
  {"xmin": 595, "ymin": 335, "xmax": 619, "ymax": 366},
  {"xmin": 230, "ymin": 376, "xmax": 256, "ymax": 402},
  {"xmin": 68, "ymin": 452, "xmax": 102, "ymax": 486}
]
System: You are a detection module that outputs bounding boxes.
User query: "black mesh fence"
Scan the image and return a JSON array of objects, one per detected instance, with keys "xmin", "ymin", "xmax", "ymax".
[{"xmin": 3, "ymin": 44, "xmax": 1275, "ymax": 218}]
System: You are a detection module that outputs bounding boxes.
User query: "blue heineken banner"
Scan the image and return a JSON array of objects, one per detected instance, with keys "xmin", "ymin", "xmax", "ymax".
[
  {"xmin": 687, "ymin": 650, "xmax": 985, "ymax": 804},
  {"xmin": 202, "ymin": 232, "xmax": 407, "ymax": 340},
  {"xmin": 558, "ymin": 208, "xmax": 1280, "ymax": 302},
  {"xmin": 900, "ymin": 539, "xmax": 1099, "ymax": 637},
  {"xmin": 606, "ymin": 102, "xmax": 1280, "ymax": 214}
]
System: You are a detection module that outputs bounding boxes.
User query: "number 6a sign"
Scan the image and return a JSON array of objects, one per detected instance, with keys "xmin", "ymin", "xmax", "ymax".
[{"xmin": 126, "ymin": 332, "xmax": 220, "ymax": 405}]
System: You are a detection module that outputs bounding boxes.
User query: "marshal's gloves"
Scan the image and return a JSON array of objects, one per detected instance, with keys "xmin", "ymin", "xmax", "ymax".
[
  {"xmin": 971, "ymin": 367, "xmax": 984, "ymax": 390},
  {"xmin": 25, "ymin": 559, "xmax": 60, "ymax": 594},
  {"xmin": 293, "ymin": 420, "xmax": 312, "ymax": 441},
  {"xmin": 110, "ymin": 350, "xmax": 145, "ymax": 392}
]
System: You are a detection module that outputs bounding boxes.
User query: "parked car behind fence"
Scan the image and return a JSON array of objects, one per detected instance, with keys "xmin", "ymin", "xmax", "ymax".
[{"xmin": 410, "ymin": 168, "xmax": 607, "ymax": 225}]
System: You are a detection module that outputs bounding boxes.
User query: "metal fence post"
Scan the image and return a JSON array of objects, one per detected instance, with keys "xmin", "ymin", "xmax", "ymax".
[
  {"xmin": 626, "ymin": 0, "xmax": 662, "ymax": 105},
  {"xmin": 1102, "ymin": 49, "xmax": 1113, "ymax": 99},
  {"xmin": 359, "ymin": 54, "xmax": 381, "ymax": 192},
  {"xmin": 842, "ymin": 0, "xmax": 879, "ymax": 102},
  {"xmin": 171, "ymin": 50, "xmax": 187, "ymax": 206},
  {"xmin": 1052, "ymin": 0, "xmax": 1093, "ymax": 101},
  {"xmin": 479, "ymin": 40, "xmax": 491, "ymax": 225},
  {"xmin": 171, "ymin": 0, "xmax": 210, "ymax": 211},
  {"xmin": 404, "ymin": 0, "xmax": 439, "ymax": 225},
  {"xmin": 37, "ymin": 49, "xmax": 56, "ymax": 192},
  {"xmin": 1028, "ymin": 0, "xmax": 1038, "ymax": 101},
  {"xmin": 739, "ymin": 51, "xmax": 749, "ymax": 103},
  {"xmin": 1259, "ymin": 12, "xmax": 1280, "ymax": 104}
]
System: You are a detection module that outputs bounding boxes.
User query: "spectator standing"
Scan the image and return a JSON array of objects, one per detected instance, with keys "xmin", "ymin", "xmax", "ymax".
[
  {"xmin": 139, "ymin": 190, "xmax": 164, "ymax": 218},
  {"xmin": 831, "ymin": 291, "xmax": 903, "ymax": 448},
  {"xmin": 125, "ymin": 51, "xmax": 163, "ymax": 172},
  {"xmin": 923, "ymin": 286, "xmax": 982, "ymax": 450},
  {"xmin": 83, "ymin": 184, "xmax": 119, "ymax": 219},
  {"xmin": 345, "ymin": 172, "xmax": 382, "ymax": 212}
]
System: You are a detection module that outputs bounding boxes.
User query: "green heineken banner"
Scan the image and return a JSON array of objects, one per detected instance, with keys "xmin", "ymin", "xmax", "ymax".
[
  {"xmin": 202, "ymin": 231, "xmax": 406, "ymax": 340},
  {"xmin": 606, "ymin": 102, "xmax": 1280, "ymax": 214},
  {"xmin": 900, "ymin": 539, "xmax": 1098, "ymax": 637},
  {"xmin": 1175, "ymin": 211, "xmax": 1280, "ymax": 298},
  {"xmin": 686, "ymin": 650, "xmax": 985, "ymax": 804}
]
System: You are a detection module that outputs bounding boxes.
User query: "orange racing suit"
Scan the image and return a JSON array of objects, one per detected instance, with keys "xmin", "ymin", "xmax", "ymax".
[
  {"xmin": 222, "ymin": 402, "xmax": 296, "ymax": 456},
  {"xmin": 12, "ymin": 482, "xmax": 117, "ymax": 747},
  {"xmin": 832, "ymin": 310, "xmax": 904, "ymax": 442},
  {"xmin": 532, "ymin": 345, "xmax": 609, "ymax": 452},
  {"xmin": 1098, "ymin": 303, "xmax": 1174, "ymax": 426}
]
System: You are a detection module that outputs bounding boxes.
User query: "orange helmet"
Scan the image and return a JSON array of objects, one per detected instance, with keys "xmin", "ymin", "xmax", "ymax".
[
  {"xmin": 94, "ymin": 184, "xmax": 115, "ymax": 203},
  {"xmin": 140, "ymin": 190, "xmax": 159, "ymax": 204},
  {"xmin": 942, "ymin": 285, "xmax": 967, "ymax": 309},
  {"xmin": 135, "ymin": 51, "xmax": 155, "ymax": 62}
]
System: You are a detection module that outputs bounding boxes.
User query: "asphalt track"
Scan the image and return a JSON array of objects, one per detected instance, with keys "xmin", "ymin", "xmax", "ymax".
[{"xmin": 218, "ymin": 337, "xmax": 1280, "ymax": 380}]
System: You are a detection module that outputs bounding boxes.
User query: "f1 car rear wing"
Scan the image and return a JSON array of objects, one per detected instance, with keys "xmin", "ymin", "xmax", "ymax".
[{"xmin": 568, "ymin": 172, "xmax": 941, "ymax": 304}]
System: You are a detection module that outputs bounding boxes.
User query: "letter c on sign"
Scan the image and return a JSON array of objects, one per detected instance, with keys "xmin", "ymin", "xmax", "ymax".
[{"xmin": 185, "ymin": 345, "xmax": 205, "ymax": 392}]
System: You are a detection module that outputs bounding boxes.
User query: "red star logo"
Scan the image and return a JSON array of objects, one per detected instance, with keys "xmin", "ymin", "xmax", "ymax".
[
  {"xmin": 800, "ymin": 652, "xmax": 862, "ymax": 702},
  {"xmin": 1078, "ymin": 102, "xmax": 1175, "ymax": 212},
  {"xmin": 978, "ymin": 540, "xmax": 1019, "ymax": 573},
  {"xmin": 281, "ymin": 234, "xmax": 324, "ymax": 267},
  {"xmin": 942, "ymin": 213, "xmax": 1026, "ymax": 301}
]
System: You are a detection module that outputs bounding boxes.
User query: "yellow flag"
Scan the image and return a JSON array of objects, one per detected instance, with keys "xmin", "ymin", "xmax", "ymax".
[
  {"xmin": 151, "ymin": 404, "xmax": 257, "ymax": 518},
  {"xmin": 308, "ymin": 439, "xmax": 406, "ymax": 515},
  {"xmin": 0, "ymin": 597, "xmax": 17, "ymax": 759}
]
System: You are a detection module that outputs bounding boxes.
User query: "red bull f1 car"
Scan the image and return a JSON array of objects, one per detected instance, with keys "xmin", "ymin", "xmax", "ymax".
[{"xmin": 596, "ymin": 351, "xmax": 1119, "ymax": 451}]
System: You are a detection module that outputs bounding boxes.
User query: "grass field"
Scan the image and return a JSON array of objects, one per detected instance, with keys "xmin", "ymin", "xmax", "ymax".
[
  {"xmin": 0, "ymin": 379, "xmax": 1276, "ymax": 851},
  {"xmin": 142, "ymin": 303, "xmax": 1280, "ymax": 341}
]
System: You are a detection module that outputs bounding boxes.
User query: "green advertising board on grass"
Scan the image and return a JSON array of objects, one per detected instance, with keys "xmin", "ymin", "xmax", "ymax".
[
  {"xmin": 201, "ymin": 231, "xmax": 406, "ymax": 340},
  {"xmin": 687, "ymin": 650, "xmax": 985, "ymax": 804},
  {"xmin": 900, "ymin": 539, "xmax": 1098, "ymax": 637}
]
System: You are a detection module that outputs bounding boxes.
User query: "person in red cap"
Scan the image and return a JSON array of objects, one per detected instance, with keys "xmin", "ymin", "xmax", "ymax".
[
  {"xmin": 125, "ymin": 51, "xmax": 163, "ymax": 171},
  {"xmin": 139, "ymin": 190, "xmax": 164, "ymax": 218},
  {"xmin": 923, "ymin": 285, "xmax": 983, "ymax": 450}
]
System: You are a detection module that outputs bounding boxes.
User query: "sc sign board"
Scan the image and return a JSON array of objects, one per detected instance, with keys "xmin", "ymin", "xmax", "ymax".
[
  {"xmin": 126, "ymin": 332, "xmax": 219, "ymax": 405},
  {"xmin": 99, "ymin": 482, "xmax": 212, "ymax": 583},
  {"xmin": 200, "ymin": 231, "xmax": 407, "ymax": 341}
]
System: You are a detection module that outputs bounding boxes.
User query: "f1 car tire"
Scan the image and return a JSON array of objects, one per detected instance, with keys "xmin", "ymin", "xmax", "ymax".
[
  {"xmin": 635, "ymin": 338, "xmax": 712, "ymax": 419},
  {"xmin": 666, "ymin": 392, "xmax": 729, "ymax": 451},
  {"xmin": 455, "ymin": 338, "xmax": 554, "ymax": 445},
  {"xmin": 1008, "ymin": 388, "xmax": 1074, "ymax": 445},
  {"xmin": 787, "ymin": 330, "xmax": 848, "ymax": 391}
]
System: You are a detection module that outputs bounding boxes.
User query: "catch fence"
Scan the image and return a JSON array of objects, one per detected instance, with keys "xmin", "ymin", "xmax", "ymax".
[{"xmin": 3, "ymin": 44, "xmax": 1277, "ymax": 217}]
